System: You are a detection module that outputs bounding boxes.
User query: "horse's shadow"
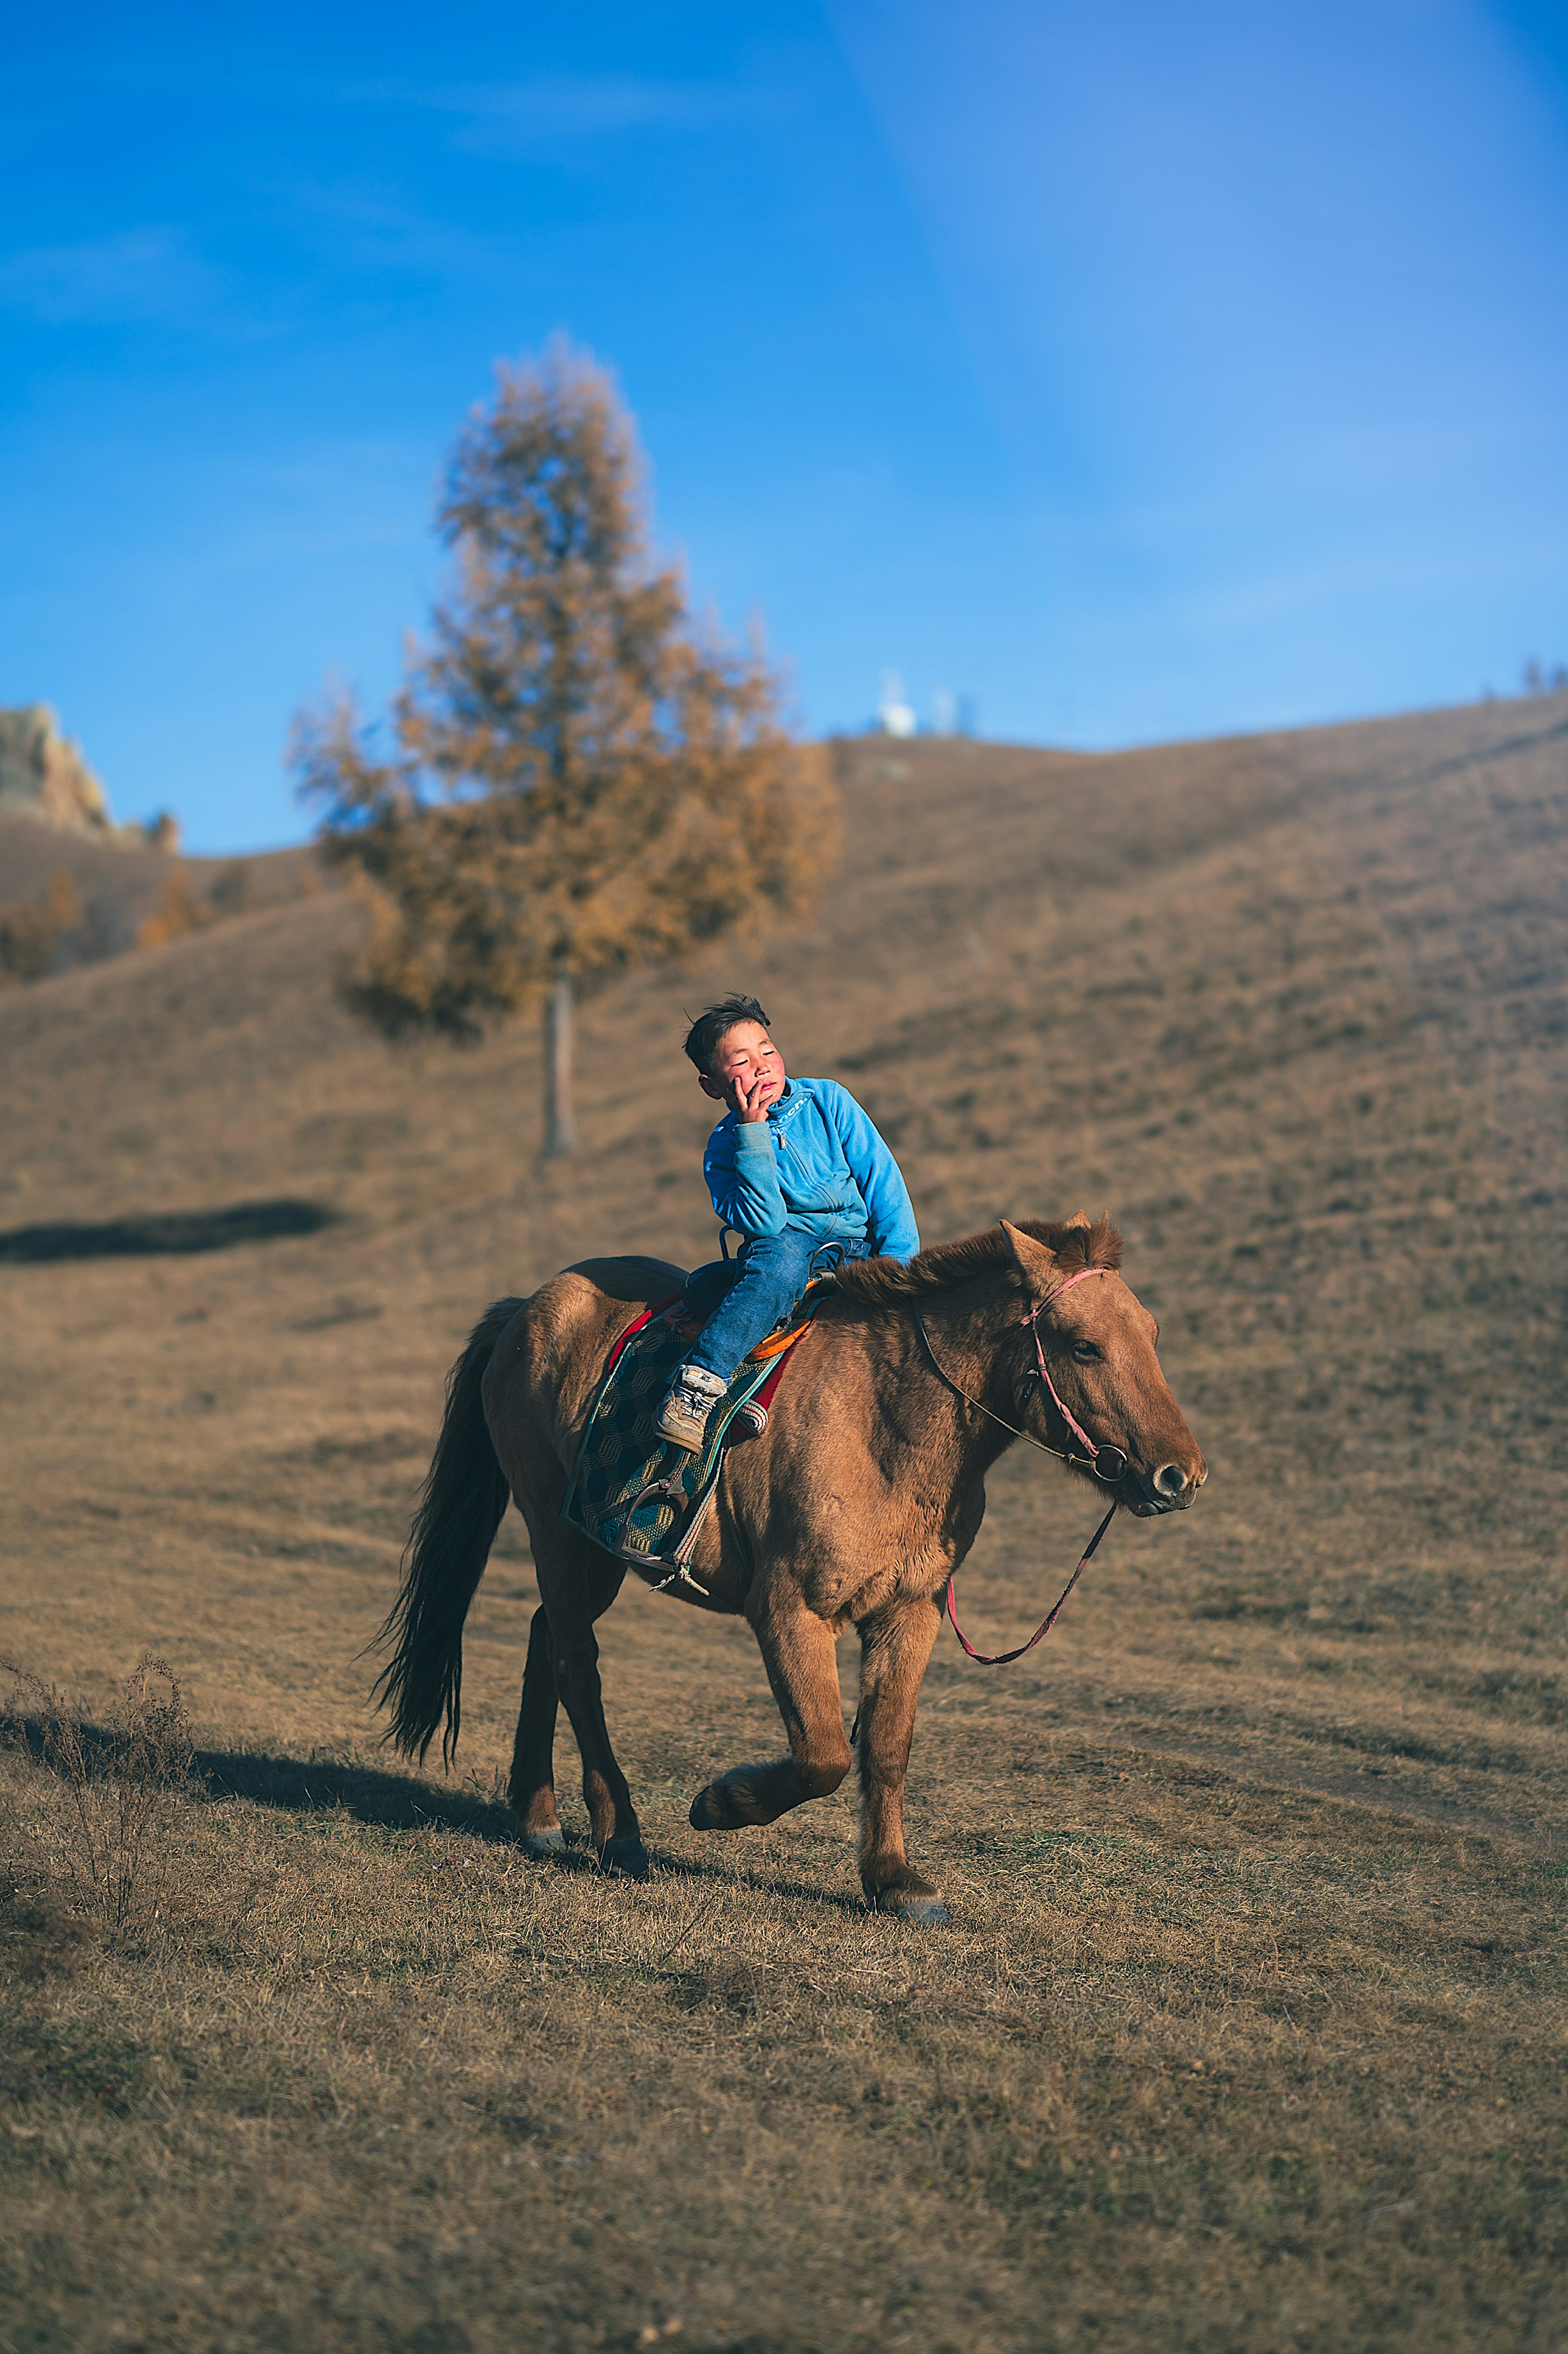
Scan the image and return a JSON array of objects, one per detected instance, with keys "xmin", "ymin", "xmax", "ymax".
[
  {"xmin": 197, "ymin": 1748, "xmax": 869, "ymax": 1909},
  {"xmin": 194, "ymin": 1745, "xmax": 527, "ymax": 1844},
  {"xmin": 2, "ymin": 1715, "xmax": 523, "ymax": 1849},
  {"xmin": 5, "ymin": 1717, "xmax": 869, "ymax": 1910}
]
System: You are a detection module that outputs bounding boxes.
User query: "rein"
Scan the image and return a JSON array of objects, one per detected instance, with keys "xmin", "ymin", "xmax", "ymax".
[
  {"xmin": 913, "ymin": 1267, "xmax": 1125, "ymax": 1668},
  {"xmin": 944, "ymin": 1500, "xmax": 1117, "ymax": 1666}
]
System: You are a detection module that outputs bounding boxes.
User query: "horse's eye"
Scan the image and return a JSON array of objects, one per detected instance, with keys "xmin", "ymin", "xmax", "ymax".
[{"xmin": 1072, "ymin": 1341, "xmax": 1100, "ymax": 1363}]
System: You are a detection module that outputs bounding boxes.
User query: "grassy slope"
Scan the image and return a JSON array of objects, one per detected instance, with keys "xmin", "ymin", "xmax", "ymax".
[
  {"xmin": 0, "ymin": 808, "xmax": 326, "ymax": 972},
  {"xmin": 2, "ymin": 698, "xmax": 1566, "ymax": 2352}
]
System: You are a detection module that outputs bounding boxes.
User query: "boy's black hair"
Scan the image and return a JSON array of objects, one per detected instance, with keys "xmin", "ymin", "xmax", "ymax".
[{"xmin": 683, "ymin": 994, "xmax": 772, "ymax": 1075}]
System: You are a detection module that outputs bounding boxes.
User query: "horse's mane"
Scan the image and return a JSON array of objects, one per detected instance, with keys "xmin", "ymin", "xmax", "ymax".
[{"xmin": 834, "ymin": 1215, "xmax": 1123, "ymax": 1309}]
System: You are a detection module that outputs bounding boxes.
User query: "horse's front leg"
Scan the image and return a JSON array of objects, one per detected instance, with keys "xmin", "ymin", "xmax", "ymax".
[
  {"xmin": 853, "ymin": 1595, "xmax": 946, "ymax": 1923},
  {"xmin": 688, "ymin": 1577, "xmax": 851, "ymax": 1831}
]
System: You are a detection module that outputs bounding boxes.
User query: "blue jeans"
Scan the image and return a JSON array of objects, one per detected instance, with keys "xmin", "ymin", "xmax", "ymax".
[{"xmin": 684, "ymin": 1230, "xmax": 869, "ymax": 1383}]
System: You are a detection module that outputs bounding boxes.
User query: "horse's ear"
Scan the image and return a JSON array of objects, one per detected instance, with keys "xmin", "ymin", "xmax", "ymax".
[
  {"xmin": 1064, "ymin": 1209, "xmax": 1091, "ymax": 1232},
  {"xmin": 1000, "ymin": 1218, "xmax": 1057, "ymax": 1295}
]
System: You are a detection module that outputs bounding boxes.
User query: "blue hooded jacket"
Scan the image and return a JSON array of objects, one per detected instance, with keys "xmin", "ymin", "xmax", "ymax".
[{"xmin": 702, "ymin": 1076, "xmax": 920, "ymax": 1261}]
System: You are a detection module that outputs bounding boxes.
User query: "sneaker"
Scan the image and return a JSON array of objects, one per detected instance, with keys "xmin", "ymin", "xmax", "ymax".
[{"xmin": 656, "ymin": 1365, "xmax": 728, "ymax": 1454}]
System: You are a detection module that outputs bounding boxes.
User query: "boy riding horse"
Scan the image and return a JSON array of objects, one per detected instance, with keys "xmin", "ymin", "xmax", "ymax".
[{"xmin": 657, "ymin": 995, "xmax": 921, "ymax": 1451}]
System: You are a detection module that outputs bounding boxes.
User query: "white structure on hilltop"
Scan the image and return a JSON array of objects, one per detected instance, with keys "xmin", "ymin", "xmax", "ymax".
[{"xmin": 876, "ymin": 671, "xmax": 917, "ymax": 738}]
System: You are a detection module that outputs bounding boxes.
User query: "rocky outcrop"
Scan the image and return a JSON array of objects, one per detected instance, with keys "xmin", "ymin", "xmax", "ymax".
[{"xmin": 0, "ymin": 705, "xmax": 114, "ymax": 833}]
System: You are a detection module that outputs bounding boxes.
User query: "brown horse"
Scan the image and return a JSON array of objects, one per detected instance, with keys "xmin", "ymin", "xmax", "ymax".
[{"xmin": 377, "ymin": 1215, "xmax": 1206, "ymax": 1922}]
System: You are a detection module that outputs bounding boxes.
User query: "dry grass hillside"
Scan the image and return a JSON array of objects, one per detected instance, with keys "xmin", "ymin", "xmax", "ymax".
[
  {"xmin": 0, "ymin": 810, "xmax": 325, "ymax": 976},
  {"xmin": 2, "ymin": 694, "xmax": 1567, "ymax": 2353}
]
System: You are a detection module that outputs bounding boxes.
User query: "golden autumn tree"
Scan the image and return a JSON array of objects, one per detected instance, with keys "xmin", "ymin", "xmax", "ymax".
[{"xmin": 292, "ymin": 340, "xmax": 840, "ymax": 1157}]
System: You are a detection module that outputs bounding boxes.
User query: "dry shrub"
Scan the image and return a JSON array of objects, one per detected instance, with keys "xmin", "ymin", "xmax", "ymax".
[
  {"xmin": 1, "ymin": 1654, "xmax": 194, "ymax": 1938},
  {"xmin": 0, "ymin": 867, "xmax": 82, "ymax": 984},
  {"xmin": 207, "ymin": 858, "xmax": 254, "ymax": 916},
  {"xmin": 0, "ymin": 899, "xmax": 57, "ymax": 983},
  {"xmin": 135, "ymin": 863, "xmax": 217, "ymax": 950}
]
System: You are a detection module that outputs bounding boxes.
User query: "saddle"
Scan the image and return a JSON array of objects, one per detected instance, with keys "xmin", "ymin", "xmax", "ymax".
[{"xmin": 559, "ymin": 1276, "xmax": 833, "ymax": 1581}]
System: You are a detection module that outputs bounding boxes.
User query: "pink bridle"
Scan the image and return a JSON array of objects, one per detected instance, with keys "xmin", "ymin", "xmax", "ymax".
[
  {"xmin": 1019, "ymin": 1265, "xmax": 1115, "ymax": 1466},
  {"xmin": 915, "ymin": 1261, "xmax": 1129, "ymax": 1667}
]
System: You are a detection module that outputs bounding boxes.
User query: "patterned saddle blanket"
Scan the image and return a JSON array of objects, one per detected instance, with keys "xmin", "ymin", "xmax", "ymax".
[{"xmin": 559, "ymin": 1285, "xmax": 826, "ymax": 1581}]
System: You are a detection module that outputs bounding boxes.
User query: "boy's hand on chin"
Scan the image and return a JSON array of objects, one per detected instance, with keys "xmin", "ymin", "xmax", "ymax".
[{"xmin": 731, "ymin": 1071, "xmax": 774, "ymax": 1123}]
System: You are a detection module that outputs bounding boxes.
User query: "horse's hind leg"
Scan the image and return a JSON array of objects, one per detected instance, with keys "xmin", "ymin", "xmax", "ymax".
[
  {"xmin": 689, "ymin": 1582, "xmax": 851, "ymax": 1831},
  {"xmin": 853, "ymin": 1596, "xmax": 946, "ymax": 1924},
  {"xmin": 531, "ymin": 1534, "xmax": 648, "ymax": 1877},
  {"xmin": 509, "ymin": 1606, "xmax": 566, "ymax": 1858}
]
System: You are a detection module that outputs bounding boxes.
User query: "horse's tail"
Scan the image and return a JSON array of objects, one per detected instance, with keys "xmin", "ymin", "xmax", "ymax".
[{"xmin": 373, "ymin": 1296, "xmax": 525, "ymax": 1766}]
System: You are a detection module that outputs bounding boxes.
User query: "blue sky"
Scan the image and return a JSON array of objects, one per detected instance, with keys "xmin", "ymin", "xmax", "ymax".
[{"xmin": 2, "ymin": 2, "xmax": 1566, "ymax": 850}]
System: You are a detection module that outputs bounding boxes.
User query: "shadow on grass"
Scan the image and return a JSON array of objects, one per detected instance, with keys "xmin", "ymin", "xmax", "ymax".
[
  {"xmin": 0, "ymin": 1199, "xmax": 341, "ymax": 1265},
  {"xmin": 644, "ymin": 1848, "xmax": 869, "ymax": 1916},
  {"xmin": 7, "ymin": 1716, "xmax": 872, "ymax": 1906},
  {"xmin": 194, "ymin": 1745, "xmax": 527, "ymax": 1844},
  {"xmin": 193, "ymin": 1749, "xmax": 870, "ymax": 1903},
  {"xmin": 2, "ymin": 1715, "xmax": 513, "ymax": 1848}
]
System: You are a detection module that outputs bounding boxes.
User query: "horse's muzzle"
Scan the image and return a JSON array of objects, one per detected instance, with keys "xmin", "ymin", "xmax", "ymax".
[{"xmin": 1126, "ymin": 1457, "xmax": 1206, "ymax": 1517}]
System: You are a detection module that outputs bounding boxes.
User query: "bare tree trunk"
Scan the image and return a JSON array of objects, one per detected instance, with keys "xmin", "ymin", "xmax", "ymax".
[{"xmin": 542, "ymin": 973, "xmax": 578, "ymax": 1160}]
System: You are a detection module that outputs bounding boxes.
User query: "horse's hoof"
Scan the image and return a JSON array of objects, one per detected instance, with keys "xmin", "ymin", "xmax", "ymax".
[
  {"xmin": 870, "ymin": 1887, "xmax": 949, "ymax": 1926},
  {"xmin": 519, "ymin": 1825, "xmax": 566, "ymax": 1860},
  {"xmin": 688, "ymin": 1785, "xmax": 727, "ymax": 1831},
  {"xmin": 599, "ymin": 1836, "xmax": 650, "ymax": 1879}
]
